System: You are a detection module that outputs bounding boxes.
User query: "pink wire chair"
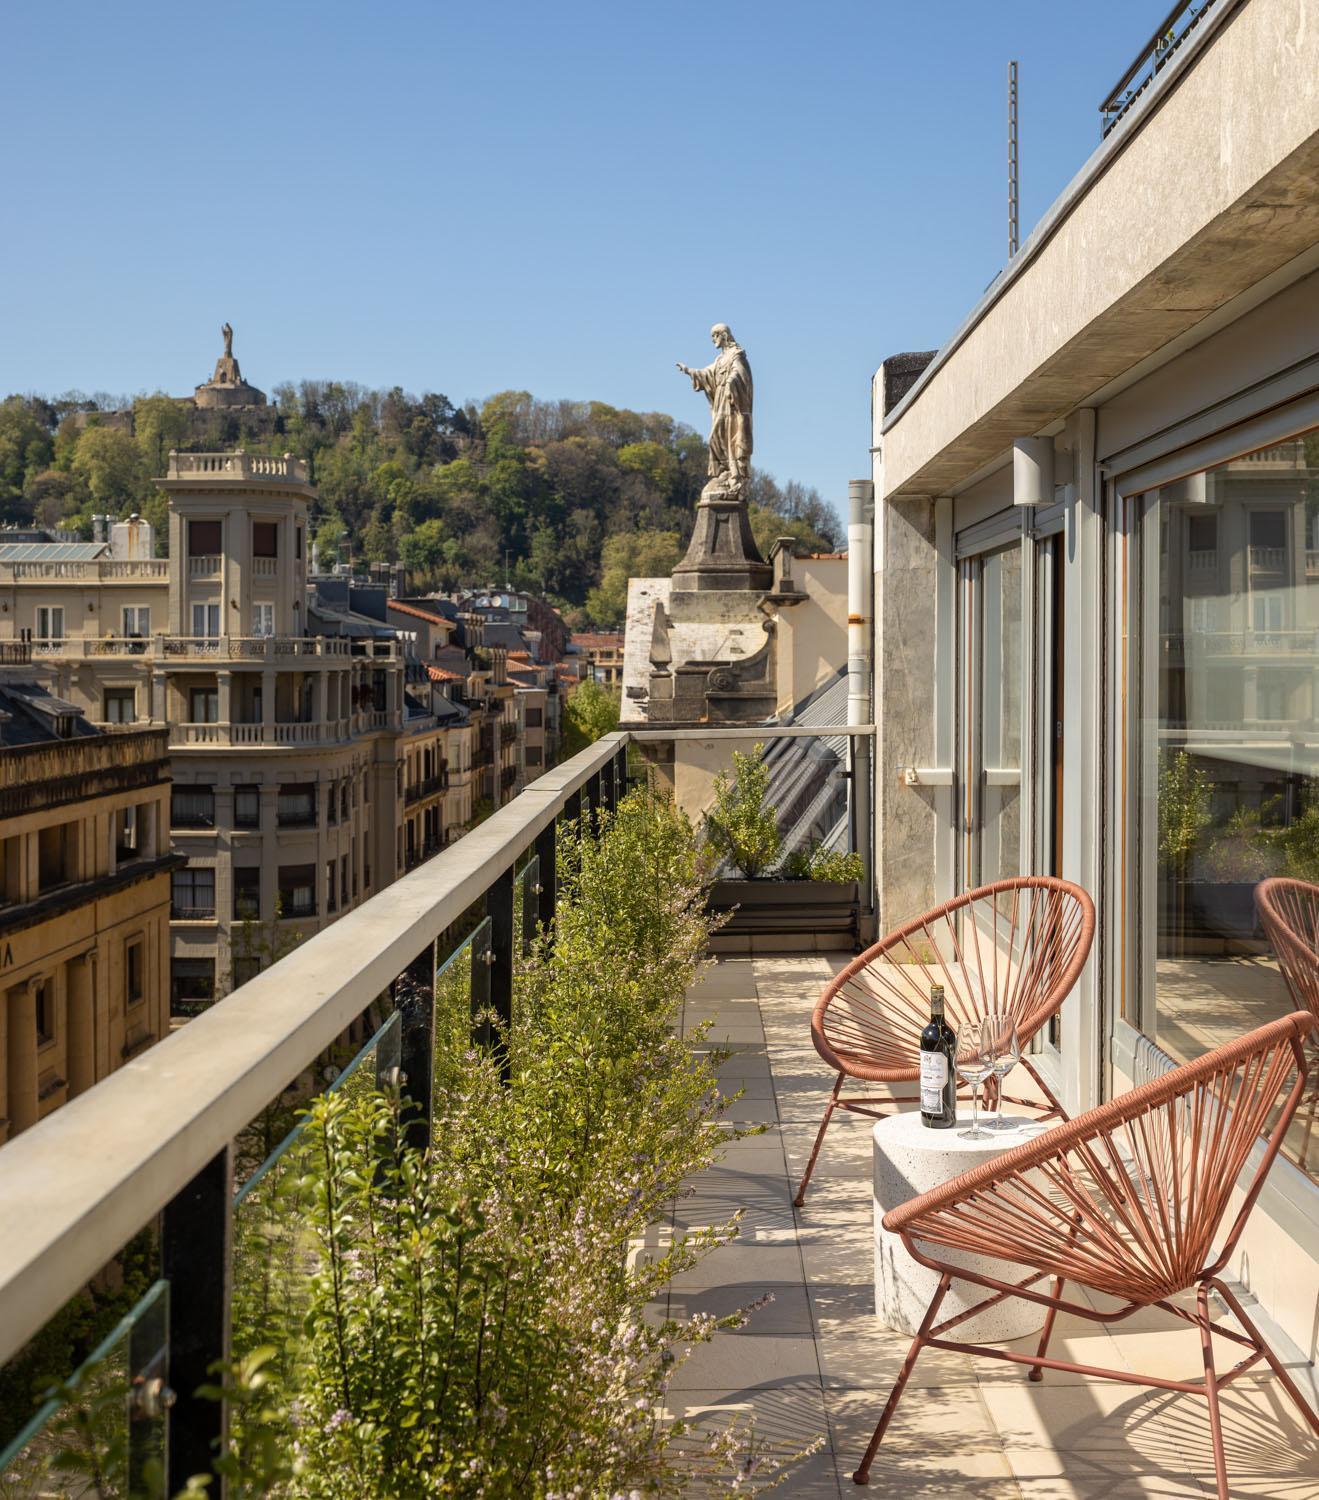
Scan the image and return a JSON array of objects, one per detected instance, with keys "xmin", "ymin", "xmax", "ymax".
[
  {"xmin": 853, "ymin": 1011, "xmax": 1317, "ymax": 1495},
  {"xmin": 794, "ymin": 876, "xmax": 1095, "ymax": 1206},
  {"xmin": 1257, "ymin": 877, "xmax": 1319, "ymax": 1170}
]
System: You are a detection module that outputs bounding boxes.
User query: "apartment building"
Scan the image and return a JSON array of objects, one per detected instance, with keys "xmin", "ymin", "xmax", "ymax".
[
  {"xmin": 867, "ymin": 0, "xmax": 1319, "ymax": 1366},
  {"xmin": 0, "ymin": 675, "xmax": 173, "ymax": 1141},
  {"xmin": 1, "ymin": 452, "xmax": 406, "ymax": 1013},
  {"xmin": 571, "ymin": 631, "xmax": 624, "ymax": 689}
]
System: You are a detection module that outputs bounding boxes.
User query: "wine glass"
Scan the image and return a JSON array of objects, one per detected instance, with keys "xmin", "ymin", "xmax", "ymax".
[
  {"xmin": 955, "ymin": 1021, "xmax": 995, "ymax": 1140},
  {"xmin": 983, "ymin": 1012, "xmax": 1021, "ymax": 1131}
]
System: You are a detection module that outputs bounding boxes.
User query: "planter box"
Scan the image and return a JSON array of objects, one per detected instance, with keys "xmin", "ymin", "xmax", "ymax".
[{"xmin": 708, "ymin": 879, "xmax": 860, "ymax": 944}]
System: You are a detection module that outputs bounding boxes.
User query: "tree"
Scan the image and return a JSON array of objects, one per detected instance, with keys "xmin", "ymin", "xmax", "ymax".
[
  {"xmin": 69, "ymin": 426, "xmax": 149, "ymax": 512},
  {"xmin": 562, "ymin": 678, "xmax": 620, "ymax": 756},
  {"xmin": 0, "ymin": 397, "xmax": 54, "ymax": 505},
  {"xmin": 585, "ymin": 529, "xmax": 681, "ymax": 627},
  {"xmin": 398, "ymin": 518, "xmax": 449, "ymax": 585},
  {"xmin": 704, "ymin": 744, "xmax": 781, "ymax": 879}
]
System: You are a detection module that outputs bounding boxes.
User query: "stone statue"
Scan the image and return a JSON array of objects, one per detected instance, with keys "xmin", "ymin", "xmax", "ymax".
[
  {"xmin": 222, "ymin": 321, "xmax": 234, "ymax": 359},
  {"xmin": 677, "ymin": 324, "xmax": 753, "ymax": 501}
]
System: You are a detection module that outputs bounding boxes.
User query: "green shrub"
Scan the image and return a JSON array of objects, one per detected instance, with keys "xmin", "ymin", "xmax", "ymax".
[
  {"xmin": 217, "ymin": 784, "xmax": 802, "ymax": 1496},
  {"xmin": 704, "ymin": 745, "xmax": 780, "ymax": 879},
  {"xmin": 781, "ymin": 845, "xmax": 863, "ymax": 883}
]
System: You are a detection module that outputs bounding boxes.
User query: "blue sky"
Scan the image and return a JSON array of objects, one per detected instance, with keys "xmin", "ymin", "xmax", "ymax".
[{"xmin": 1, "ymin": 1, "xmax": 1158, "ymax": 517}]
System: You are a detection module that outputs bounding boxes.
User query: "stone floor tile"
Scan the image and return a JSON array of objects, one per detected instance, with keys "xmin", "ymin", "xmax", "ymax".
[
  {"xmin": 670, "ymin": 1280, "xmax": 815, "ymax": 1336},
  {"xmin": 662, "ymin": 1383, "xmax": 838, "ymax": 1498},
  {"xmin": 670, "ymin": 1331, "xmax": 823, "ymax": 1390},
  {"xmin": 825, "ymin": 1384, "xmax": 1021, "ymax": 1497},
  {"xmin": 810, "ymin": 1282, "xmax": 980, "ymax": 1391},
  {"xmin": 978, "ymin": 1379, "xmax": 1210, "ymax": 1492},
  {"xmin": 668, "ymin": 1239, "xmax": 806, "ymax": 1290}
]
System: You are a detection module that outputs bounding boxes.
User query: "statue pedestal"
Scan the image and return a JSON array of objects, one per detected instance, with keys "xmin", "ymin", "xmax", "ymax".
[{"xmin": 671, "ymin": 494, "xmax": 772, "ymax": 593}]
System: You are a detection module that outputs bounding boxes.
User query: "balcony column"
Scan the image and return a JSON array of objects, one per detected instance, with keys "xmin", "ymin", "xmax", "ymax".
[
  {"xmin": 6, "ymin": 982, "xmax": 39, "ymax": 1136},
  {"xmin": 261, "ymin": 669, "xmax": 275, "ymax": 733},
  {"xmin": 217, "ymin": 669, "xmax": 232, "ymax": 729},
  {"xmin": 1243, "ymin": 664, "xmax": 1259, "ymax": 723},
  {"xmin": 66, "ymin": 950, "xmax": 97, "ymax": 1097}
]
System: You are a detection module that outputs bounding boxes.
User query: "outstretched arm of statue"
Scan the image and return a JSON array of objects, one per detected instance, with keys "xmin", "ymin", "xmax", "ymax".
[{"xmin": 676, "ymin": 362, "xmax": 691, "ymax": 376}]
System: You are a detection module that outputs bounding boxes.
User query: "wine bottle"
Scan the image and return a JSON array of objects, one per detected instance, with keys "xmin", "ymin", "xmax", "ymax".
[{"xmin": 920, "ymin": 984, "xmax": 957, "ymax": 1129}]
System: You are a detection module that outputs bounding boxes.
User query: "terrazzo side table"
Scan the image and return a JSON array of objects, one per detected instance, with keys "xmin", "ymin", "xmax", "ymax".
[{"xmin": 873, "ymin": 1110, "xmax": 1051, "ymax": 1342}]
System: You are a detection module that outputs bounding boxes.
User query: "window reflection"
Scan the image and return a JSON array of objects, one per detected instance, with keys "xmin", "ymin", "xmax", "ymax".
[{"xmin": 1139, "ymin": 431, "xmax": 1319, "ymax": 1181}]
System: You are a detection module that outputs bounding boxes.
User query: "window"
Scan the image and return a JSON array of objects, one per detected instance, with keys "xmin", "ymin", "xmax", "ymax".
[
  {"xmin": 122, "ymin": 606, "xmax": 150, "ymax": 638},
  {"xmin": 34, "ymin": 979, "xmax": 53, "ymax": 1045},
  {"xmin": 234, "ymin": 866, "xmax": 260, "ymax": 921},
  {"xmin": 277, "ymin": 782, "xmax": 316, "ymax": 827},
  {"xmin": 526, "ymin": 707, "xmax": 543, "ymax": 728},
  {"xmin": 125, "ymin": 938, "xmax": 145, "ymax": 1007},
  {"xmin": 327, "ymin": 782, "xmax": 339, "ymax": 826},
  {"xmin": 1186, "ymin": 515, "xmax": 1217, "ymax": 556},
  {"xmin": 340, "ymin": 782, "xmax": 349, "ymax": 821},
  {"xmin": 278, "ymin": 864, "xmax": 316, "ymax": 918},
  {"xmin": 0, "ymin": 835, "xmax": 22, "ymax": 905},
  {"xmin": 171, "ymin": 958, "xmax": 214, "ymax": 1018},
  {"xmin": 37, "ymin": 823, "xmax": 71, "ymax": 889},
  {"xmin": 1126, "ymin": 427, "xmax": 1319, "ymax": 1188},
  {"xmin": 189, "ymin": 687, "xmax": 219, "ymax": 723},
  {"xmin": 341, "ymin": 855, "xmax": 349, "ymax": 907},
  {"xmin": 233, "ymin": 786, "xmax": 260, "ymax": 828},
  {"xmin": 171, "ymin": 786, "xmax": 215, "ymax": 829},
  {"xmin": 296, "ymin": 527, "xmax": 303, "ymax": 560},
  {"xmin": 35, "ymin": 606, "xmax": 63, "ymax": 643},
  {"xmin": 113, "ymin": 805, "xmax": 140, "ymax": 862},
  {"xmin": 253, "ymin": 521, "xmax": 279, "ymax": 558},
  {"xmin": 191, "ymin": 603, "xmax": 221, "ymax": 638},
  {"xmin": 326, "ymin": 862, "xmax": 337, "ymax": 914},
  {"xmin": 527, "ymin": 746, "xmax": 543, "ymax": 767},
  {"xmin": 188, "ymin": 520, "xmax": 222, "ymax": 556},
  {"xmin": 172, "ymin": 865, "xmax": 216, "ymax": 919},
  {"xmin": 252, "ymin": 603, "xmax": 275, "ymax": 637},
  {"xmin": 103, "ymin": 687, "xmax": 135, "ymax": 724}
]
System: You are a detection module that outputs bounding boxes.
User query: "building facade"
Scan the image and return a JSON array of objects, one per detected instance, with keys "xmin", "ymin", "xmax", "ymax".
[
  {"xmin": 869, "ymin": 0, "xmax": 1319, "ymax": 1367},
  {"xmin": 0, "ymin": 706, "xmax": 173, "ymax": 1142},
  {"xmin": 2, "ymin": 452, "xmax": 407, "ymax": 1014}
]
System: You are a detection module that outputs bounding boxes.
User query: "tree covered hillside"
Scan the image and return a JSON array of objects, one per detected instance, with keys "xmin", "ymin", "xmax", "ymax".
[{"xmin": 0, "ymin": 386, "xmax": 839, "ymax": 627}]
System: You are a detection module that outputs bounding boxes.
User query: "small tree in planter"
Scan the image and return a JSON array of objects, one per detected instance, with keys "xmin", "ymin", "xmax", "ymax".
[
  {"xmin": 705, "ymin": 743, "xmax": 780, "ymax": 878},
  {"xmin": 1158, "ymin": 748, "xmax": 1212, "ymax": 953}
]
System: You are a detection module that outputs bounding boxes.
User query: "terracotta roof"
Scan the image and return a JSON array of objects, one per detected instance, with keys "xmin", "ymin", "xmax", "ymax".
[
  {"xmin": 388, "ymin": 600, "xmax": 453, "ymax": 627},
  {"xmin": 572, "ymin": 632, "xmax": 624, "ymax": 649},
  {"xmin": 425, "ymin": 664, "xmax": 465, "ymax": 684}
]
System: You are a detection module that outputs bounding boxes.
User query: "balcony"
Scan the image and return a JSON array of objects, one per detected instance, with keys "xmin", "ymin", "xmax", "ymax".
[
  {"xmin": 13, "ymin": 727, "xmax": 1304, "ymax": 1494},
  {"xmin": 35, "ymin": 634, "xmax": 397, "ymax": 662},
  {"xmin": 187, "ymin": 554, "xmax": 221, "ymax": 579},
  {"xmin": 167, "ymin": 450, "xmax": 309, "ymax": 482}
]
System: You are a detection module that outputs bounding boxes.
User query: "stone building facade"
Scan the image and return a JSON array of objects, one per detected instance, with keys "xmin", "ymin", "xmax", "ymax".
[
  {"xmin": 1, "ymin": 452, "xmax": 407, "ymax": 1014},
  {"xmin": 0, "ymin": 708, "xmax": 174, "ymax": 1141}
]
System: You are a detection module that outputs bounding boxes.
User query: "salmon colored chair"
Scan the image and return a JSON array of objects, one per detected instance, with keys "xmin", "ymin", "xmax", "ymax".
[
  {"xmin": 794, "ymin": 876, "xmax": 1095, "ymax": 1206},
  {"xmin": 853, "ymin": 1011, "xmax": 1317, "ymax": 1495},
  {"xmin": 1257, "ymin": 877, "xmax": 1319, "ymax": 1169}
]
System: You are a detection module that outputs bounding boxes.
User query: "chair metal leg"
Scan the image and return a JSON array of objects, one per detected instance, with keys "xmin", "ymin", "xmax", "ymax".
[
  {"xmin": 853, "ymin": 1273, "xmax": 951, "ymax": 1485},
  {"xmin": 794, "ymin": 1072, "xmax": 843, "ymax": 1208},
  {"xmin": 1197, "ymin": 1284, "xmax": 1229, "ymax": 1500},
  {"xmin": 1210, "ymin": 1278, "xmax": 1319, "ymax": 1436},
  {"xmin": 1029, "ymin": 1276, "xmax": 1066, "ymax": 1382}
]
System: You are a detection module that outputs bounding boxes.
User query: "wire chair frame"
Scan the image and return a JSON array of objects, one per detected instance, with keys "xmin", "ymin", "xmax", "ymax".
[
  {"xmin": 794, "ymin": 876, "xmax": 1095, "ymax": 1206},
  {"xmin": 1256, "ymin": 876, "xmax": 1319, "ymax": 1170},
  {"xmin": 851, "ymin": 1011, "xmax": 1318, "ymax": 1495}
]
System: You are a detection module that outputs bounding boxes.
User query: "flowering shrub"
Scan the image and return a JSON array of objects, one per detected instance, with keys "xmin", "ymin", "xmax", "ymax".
[{"xmin": 217, "ymin": 785, "xmax": 808, "ymax": 1496}]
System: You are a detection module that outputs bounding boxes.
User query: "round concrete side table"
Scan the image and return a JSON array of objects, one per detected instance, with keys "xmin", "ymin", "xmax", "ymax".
[{"xmin": 873, "ymin": 1110, "xmax": 1051, "ymax": 1342}]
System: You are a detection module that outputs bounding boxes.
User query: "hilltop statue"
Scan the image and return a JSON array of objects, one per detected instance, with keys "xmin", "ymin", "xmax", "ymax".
[
  {"xmin": 677, "ymin": 323, "xmax": 753, "ymax": 501},
  {"xmin": 222, "ymin": 321, "xmax": 234, "ymax": 359}
]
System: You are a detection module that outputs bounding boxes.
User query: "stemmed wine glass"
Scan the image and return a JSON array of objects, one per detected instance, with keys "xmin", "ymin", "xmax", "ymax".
[
  {"xmin": 955, "ymin": 1021, "xmax": 995, "ymax": 1140},
  {"xmin": 983, "ymin": 1012, "xmax": 1021, "ymax": 1131}
]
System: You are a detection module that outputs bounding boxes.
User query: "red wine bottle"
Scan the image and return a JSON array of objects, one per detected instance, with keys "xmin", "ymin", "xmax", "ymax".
[{"xmin": 920, "ymin": 984, "xmax": 957, "ymax": 1129}]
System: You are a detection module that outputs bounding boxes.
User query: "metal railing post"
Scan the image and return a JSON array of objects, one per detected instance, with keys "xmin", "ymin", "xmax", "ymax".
[
  {"xmin": 162, "ymin": 1146, "xmax": 232, "ymax": 1491},
  {"xmin": 392, "ymin": 944, "xmax": 436, "ymax": 1156},
  {"xmin": 488, "ymin": 867, "xmax": 515, "ymax": 1081},
  {"xmin": 585, "ymin": 771, "xmax": 601, "ymax": 835},
  {"xmin": 534, "ymin": 817, "xmax": 557, "ymax": 945},
  {"xmin": 614, "ymin": 743, "xmax": 628, "ymax": 801},
  {"xmin": 601, "ymin": 757, "xmax": 617, "ymax": 818}
]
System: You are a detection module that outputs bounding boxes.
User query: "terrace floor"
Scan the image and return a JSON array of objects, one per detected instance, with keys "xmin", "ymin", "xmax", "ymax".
[{"xmin": 652, "ymin": 955, "xmax": 1319, "ymax": 1498}]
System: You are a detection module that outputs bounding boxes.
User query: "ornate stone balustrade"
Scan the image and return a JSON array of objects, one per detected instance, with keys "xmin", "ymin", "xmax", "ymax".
[{"xmin": 166, "ymin": 451, "xmax": 309, "ymax": 482}]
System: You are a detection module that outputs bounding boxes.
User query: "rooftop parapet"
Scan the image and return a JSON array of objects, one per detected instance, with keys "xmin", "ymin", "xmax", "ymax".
[{"xmin": 163, "ymin": 450, "xmax": 309, "ymax": 484}]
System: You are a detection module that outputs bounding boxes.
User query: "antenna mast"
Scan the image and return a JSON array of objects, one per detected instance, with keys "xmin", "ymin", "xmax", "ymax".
[{"xmin": 1008, "ymin": 60, "xmax": 1020, "ymax": 258}]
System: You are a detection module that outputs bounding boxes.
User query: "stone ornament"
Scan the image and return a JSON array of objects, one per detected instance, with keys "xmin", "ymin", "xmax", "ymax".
[{"xmin": 677, "ymin": 324, "xmax": 753, "ymax": 501}]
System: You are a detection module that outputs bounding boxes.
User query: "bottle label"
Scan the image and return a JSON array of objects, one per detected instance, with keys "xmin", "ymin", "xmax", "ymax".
[{"xmin": 920, "ymin": 1051, "xmax": 948, "ymax": 1113}]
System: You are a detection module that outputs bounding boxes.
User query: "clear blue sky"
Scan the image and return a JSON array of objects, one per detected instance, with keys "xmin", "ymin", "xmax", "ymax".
[{"xmin": 1, "ymin": 1, "xmax": 1158, "ymax": 518}]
